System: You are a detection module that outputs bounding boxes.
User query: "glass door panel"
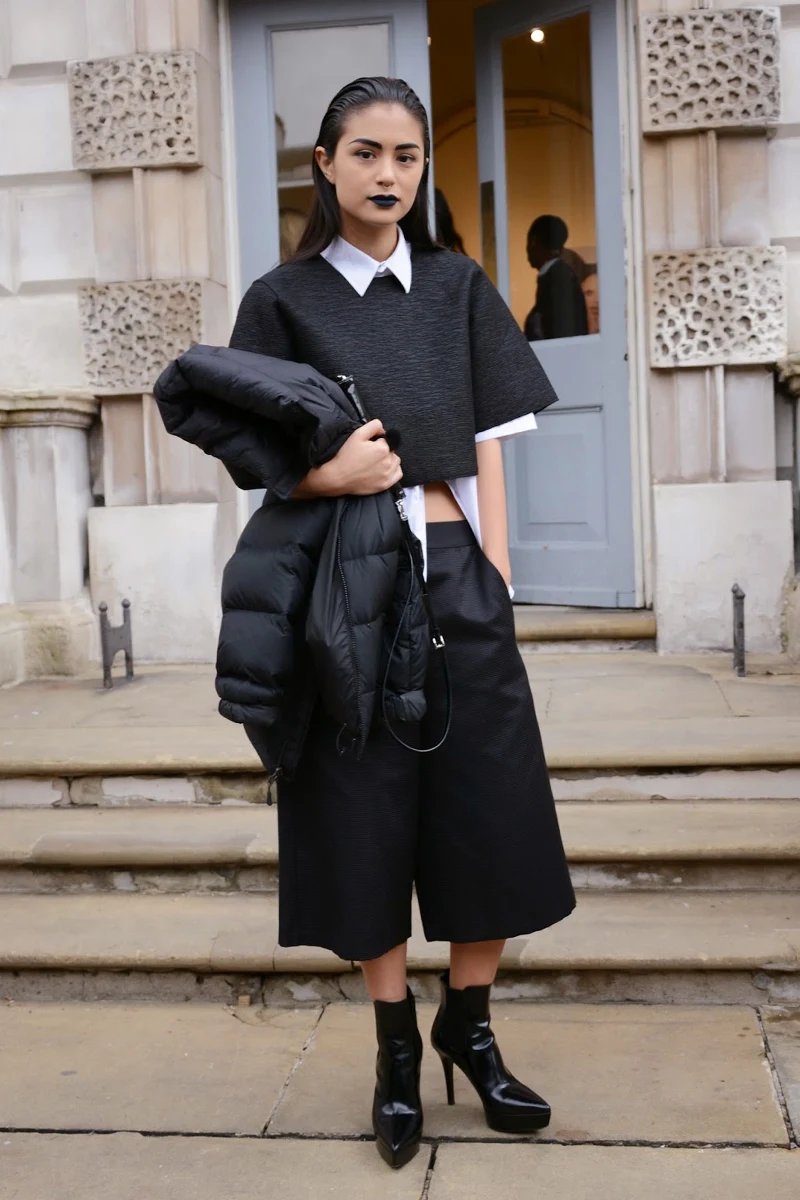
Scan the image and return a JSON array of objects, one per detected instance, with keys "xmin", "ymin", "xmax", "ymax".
[
  {"xmin": 475, "ymin": 0, "xmax": 635, "ymax": 605},
  {"xmin": 272, "ymin": 23, "xmax": 391, "ymax": 260},
  {"xmin": 231, "ymin": 0, "xmax": 430, "ymax": 283},
  {"xmin": 501, "ymin": 13, "xmax": 599, "ymax": 338}
]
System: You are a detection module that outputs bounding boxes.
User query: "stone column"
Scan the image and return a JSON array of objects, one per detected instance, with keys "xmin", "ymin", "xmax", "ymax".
[
  {"xmin": 0, "ymin": 395, "xmax": 99, "ymax": 683},
  {"xmin": 66, "ymin": 0, "xmax": 236, "ymax": 661},
  {"xmin": 639, "ymin": 5, "xmax": 794, "ymax": 652}
]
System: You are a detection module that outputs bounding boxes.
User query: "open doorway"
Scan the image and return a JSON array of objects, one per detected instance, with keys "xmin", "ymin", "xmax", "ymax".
[{"xmin": 428, "ymin": 0, "xmax": 599, "ymax": 336}]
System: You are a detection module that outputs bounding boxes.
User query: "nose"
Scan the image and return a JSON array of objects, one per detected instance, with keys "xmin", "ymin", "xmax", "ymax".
[{"xmin": 374, "ymin": 153, "xmax": 397, "ymax": 189}]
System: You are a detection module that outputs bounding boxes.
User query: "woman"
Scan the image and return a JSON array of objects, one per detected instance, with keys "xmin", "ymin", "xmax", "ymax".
[{"xmin": 228, "ymin": 76, "xmax": 575, "ymax": 1170}]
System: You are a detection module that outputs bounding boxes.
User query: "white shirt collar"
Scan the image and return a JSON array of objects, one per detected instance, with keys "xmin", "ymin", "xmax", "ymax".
[
  {"xmin": 538, "ymin": 256, "xmax": 560, "ymax": 278},
  {"xmin": 320, "ymin": 227, "xmax": 412, "ymax": 296}
]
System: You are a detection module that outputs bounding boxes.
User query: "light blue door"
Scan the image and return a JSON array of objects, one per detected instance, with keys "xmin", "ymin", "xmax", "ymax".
[
  {"xmin": 230, "ymin": 0, "xmax": 431, "ymax": 514},
  {"xmin": 230, "ymin": 0, "xmax": 431, "ymax": 287},
  {"xmin": 475, "ymin": 0, "xmax": 636, "ymax": 606}
]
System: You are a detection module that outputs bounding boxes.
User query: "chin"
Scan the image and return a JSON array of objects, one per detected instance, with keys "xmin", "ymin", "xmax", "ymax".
[{"xmin": 362, "ymin": 207, "xmax": 405, "ymax": 224}]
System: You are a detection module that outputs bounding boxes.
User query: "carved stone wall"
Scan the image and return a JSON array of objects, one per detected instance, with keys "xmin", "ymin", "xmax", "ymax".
[
  {"xmin": 642, "ymin": 8, "xmax": 781, "ymax": 134},
  {"xmin": 79, "ymin": 281, "xmax": 202, "ymax": 391},
  {"xmin": 650, "ymin": 247, "xmax": 787, "ymax": 368},
  {"xmin": 68, "ymin": 52, "xmax": 200, "ymax": 170}
]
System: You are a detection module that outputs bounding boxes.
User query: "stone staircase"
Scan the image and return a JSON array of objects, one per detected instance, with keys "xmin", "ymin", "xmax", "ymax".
[
  {"xmin": 2, "ymin": 765, "xmax": 800, "ymax": 1007},
  {"xmin": 3, "ymin": 651, "xmax": 800, "ymax": 1005}
]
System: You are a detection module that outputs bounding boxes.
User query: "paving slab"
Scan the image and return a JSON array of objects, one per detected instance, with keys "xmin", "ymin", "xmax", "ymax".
[
  {"xmin": 429, "ymin": 1144, "xmax": 800, "ymax": 1200},
  {"xmin": 0, "ymin": 1003, "xmax": 320, "ymax": 1134},
  {"xmin": 717, "ymin": 678, "xmax": 800, "ymax": 718},
  {"xmin": 547, "ymin": 672, "xmax": 731, "ymax": 722},
  {"xmin": 762, "ymin": 1007, "xmax": 800, "ymax": 1141},
  {"xmin": 0, "ymin": 1132, "xmax": 430, "ymax": 1199},
  {"xmin": 270, "ymin": 1003, "xmax": 786, "ymax": 1144},
  {"xmin": 3, "ymin": 657, "xmax": 800, "ymax": 775}
]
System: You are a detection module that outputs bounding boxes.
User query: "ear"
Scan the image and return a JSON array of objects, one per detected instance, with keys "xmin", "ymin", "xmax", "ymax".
[{"xmin": 315, "ymin": 145, "xmax": 334, "ymax": 185}]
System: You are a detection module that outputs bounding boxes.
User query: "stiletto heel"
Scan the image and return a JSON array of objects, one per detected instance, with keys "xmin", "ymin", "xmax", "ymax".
[
  {"xmin": 430, "ymin": 969, "xmax": 550, "ymax": 1134},
  {"xmin": 439, "ymin": 1051, "xmax": 455, "ymax": 1104}
]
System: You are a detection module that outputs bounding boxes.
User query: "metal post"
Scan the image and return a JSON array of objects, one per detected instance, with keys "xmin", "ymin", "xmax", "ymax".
[
  {"xmin": 731, "ymin": 584, "xmax": 745, "ymax": 677},
  {"xmin": 98, "ymin": 599, "xmax": 135, "ymax": 689}
]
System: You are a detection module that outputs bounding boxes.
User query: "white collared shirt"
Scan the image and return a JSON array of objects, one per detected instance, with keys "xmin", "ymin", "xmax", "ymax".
[{"xmin": 320, "ymin": 229, "xmax": 537, "ymax": 596}]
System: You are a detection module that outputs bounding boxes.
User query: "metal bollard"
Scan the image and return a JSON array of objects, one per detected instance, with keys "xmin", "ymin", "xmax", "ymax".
[
  {"xmin": 99, "ymin": 599, "xmax": 135, "ymax": 689},
  {"xmin": 731, "ymin": 584, "xmax": 746, "ymax": 677}
]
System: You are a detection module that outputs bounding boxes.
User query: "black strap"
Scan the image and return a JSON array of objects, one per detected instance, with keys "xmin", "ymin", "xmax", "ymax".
[{"xmin": 380, "ymin": 494, "xmax": 452, "ymax": 754}]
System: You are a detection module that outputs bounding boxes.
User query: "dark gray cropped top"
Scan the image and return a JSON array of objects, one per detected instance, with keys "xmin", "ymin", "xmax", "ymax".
[{"xmin": 228, "ymin": 247, "xmax": 558, "ymax": 488}]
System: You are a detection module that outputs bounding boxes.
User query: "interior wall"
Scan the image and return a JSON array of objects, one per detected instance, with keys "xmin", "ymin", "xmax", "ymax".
[{"xmin": 429, "ymin": 0, "xmax": 596, "ymax": 327}]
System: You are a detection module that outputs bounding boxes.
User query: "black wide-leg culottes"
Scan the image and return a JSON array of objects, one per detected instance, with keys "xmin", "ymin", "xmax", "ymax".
[{"xmin": 246, "ymin": 520, "xmax": 576, "ymax": 962}]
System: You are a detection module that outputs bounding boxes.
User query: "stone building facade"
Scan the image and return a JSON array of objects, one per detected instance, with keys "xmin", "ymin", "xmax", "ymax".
[{"xmin": 0, "ymin": 0, "xmax": 798, "ymax": 681}]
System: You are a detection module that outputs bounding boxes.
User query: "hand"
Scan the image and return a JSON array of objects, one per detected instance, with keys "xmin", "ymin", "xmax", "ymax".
[
  {"xmin": 485, "ymin": 548, "xmax": 512, "ymax": 589},
  {"xmin": 304, "ymin": 419, "xmax": 403, "ymax": 497}
]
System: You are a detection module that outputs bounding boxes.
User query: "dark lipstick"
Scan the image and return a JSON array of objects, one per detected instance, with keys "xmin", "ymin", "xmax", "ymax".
[{"xmin": 369, "ymin": 195, "xmax": 399, "ymax": 208}]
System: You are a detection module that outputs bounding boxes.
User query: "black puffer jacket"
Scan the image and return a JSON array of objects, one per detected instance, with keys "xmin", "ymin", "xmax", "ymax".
[{"xmin": 153, "ymin": 345, "xmax": 430, "ymax": 780}]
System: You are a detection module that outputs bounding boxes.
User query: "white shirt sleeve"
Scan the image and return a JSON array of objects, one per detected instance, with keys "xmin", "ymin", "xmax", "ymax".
[{"xmin": 475, "ymin": 412, "xmax": 538, "ymax": 443}]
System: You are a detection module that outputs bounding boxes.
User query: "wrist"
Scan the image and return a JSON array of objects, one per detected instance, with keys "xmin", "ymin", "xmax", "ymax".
[
  {"xmin": 306, "ymin": 459, "xmax": 343, "ymax": 497},
  {"xmin": 484, "ymin": 546, "xmax": 512, "ymax": 586}
]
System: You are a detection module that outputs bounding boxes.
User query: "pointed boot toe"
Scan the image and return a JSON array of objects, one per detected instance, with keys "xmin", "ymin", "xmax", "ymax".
[{"xmin": 372, "ymin": 986, "xmax": 424, "ymax": 1168}]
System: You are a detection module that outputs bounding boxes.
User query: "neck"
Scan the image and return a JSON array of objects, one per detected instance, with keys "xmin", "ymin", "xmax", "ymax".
[{"xmin": 338, "ymin": 215, "xmax": 399, "ymax": 262}]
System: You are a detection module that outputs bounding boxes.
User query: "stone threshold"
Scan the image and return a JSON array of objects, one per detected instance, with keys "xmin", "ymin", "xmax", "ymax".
[{"xmin": 513, "ymin": 607, "xmax": 656, "ymax": 642}]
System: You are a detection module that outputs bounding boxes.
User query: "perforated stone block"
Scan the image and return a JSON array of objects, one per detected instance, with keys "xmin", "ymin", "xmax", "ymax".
[
  {"xmin": 642, "ymin": 8, "xmax": 780, "ymax": 134},
  {"xmin": 79, "ymin": 280, "xmax": 201, "ymax": 392},
  {"xmin": 68, "ymin": 51, "xmax": 200, "ymax": 170},
  {"xmin": 649, "ymin": 246, "xmax": 787, "ymax": 368}
]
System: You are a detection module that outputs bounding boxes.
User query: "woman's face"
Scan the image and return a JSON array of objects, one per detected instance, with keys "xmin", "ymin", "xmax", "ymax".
[{"xmin": 316, "ymin": 102, "xmax": 426, "ymax": 232}]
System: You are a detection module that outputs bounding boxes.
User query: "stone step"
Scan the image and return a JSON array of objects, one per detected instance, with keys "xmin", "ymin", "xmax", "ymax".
[
  {"xmin": 2, "ymin": 801, "xmax": 800, "ymax": 896},
  {"xmin": 2, "ymin": 890, "xmax": 800, "ymax": 978},
  {"xmin": 3, "ymin": 799, "xmax": 800, "ymax": 864},
  {"xmin": 513, "ymin": 606, "xmax": 656, "ymax": 649},
  {"xmin": 5, "ymin": 767, "xmax": 800, "ymax": 809}
]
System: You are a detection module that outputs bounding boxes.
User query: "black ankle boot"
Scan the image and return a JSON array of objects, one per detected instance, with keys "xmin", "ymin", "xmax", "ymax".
[
  {"xmin": 372, "ymin": 986, "xmax": 423, "ymax": 1168},
  {"xmin": 430, "ymin": 969, "xmax": 550, "ymax": 1134}
]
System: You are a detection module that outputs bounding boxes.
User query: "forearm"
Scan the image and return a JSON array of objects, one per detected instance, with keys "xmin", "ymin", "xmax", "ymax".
[
  {"xmin": 476, "ymin": 438, "xmax": 511, "ymax": 585},
  {"xmin": 290, "ymin": 459, "xmax": 342, "ymax": 499}
]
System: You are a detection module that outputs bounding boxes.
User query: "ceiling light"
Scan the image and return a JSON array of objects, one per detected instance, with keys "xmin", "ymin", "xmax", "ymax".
[
  {"xmin": 530, "ymin": 28, "xmax": 545, "ymax": 43},
  {"xmin": 427, "ymin": 35, "xmax": 431, "ymax": 46}
]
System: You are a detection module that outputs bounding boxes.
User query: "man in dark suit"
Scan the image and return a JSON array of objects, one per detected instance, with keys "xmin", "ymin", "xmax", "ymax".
[{"xmin": 523, "ymin": 215, "xmax": 589, "ymax": 341}]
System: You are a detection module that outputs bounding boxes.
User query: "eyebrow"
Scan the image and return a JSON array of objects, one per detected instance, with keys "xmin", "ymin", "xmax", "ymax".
[{"xmin": 347, "ymin": 138, "xmax": 421, "ymax": 151}]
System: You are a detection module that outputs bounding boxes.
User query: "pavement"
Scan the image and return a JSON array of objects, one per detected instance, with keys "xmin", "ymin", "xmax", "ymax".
[
  {"xmin": 1, "ymin": 999, "xmax": 799, "ymax": 1197},
  {"xmin": 2, "ymin": 651, "xmax": 800, "ymax": 774}
]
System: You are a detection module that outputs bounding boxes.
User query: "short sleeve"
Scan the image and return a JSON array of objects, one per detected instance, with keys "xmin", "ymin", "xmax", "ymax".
[
  {"xmin": 224, "ymin": 278, "xmax": 299, "ymax": 490},
  {"xmin": 229, "ymin": 279, "xmax": 296, "ymax": 359},
  {"xmin": 468, "ymin": 263, "xmax": 559, "ymax": 434}
]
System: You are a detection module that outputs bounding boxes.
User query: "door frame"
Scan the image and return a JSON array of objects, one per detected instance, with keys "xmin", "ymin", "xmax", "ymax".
[
  {"xmin": 217, "ymin": 0, "xmax": 652, "ymax": 606},
  {"xmin": 619, "ymin": 0, "xmax": 652, "ymax": 608}
]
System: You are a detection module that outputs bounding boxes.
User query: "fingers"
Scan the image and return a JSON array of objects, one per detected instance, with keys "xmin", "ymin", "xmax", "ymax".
[{"xmin": 358, "ymin": 418, "xmax": 386, "ymax": 440}]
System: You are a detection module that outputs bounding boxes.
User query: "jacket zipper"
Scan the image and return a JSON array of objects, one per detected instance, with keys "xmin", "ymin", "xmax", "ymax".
[
  {"xmin": 336, "ymin": 500, "xmax": 363, "ymax": 751},
  {"xmin": 265, "ymin": 763, "xmax": 282, "ymax": 806}
]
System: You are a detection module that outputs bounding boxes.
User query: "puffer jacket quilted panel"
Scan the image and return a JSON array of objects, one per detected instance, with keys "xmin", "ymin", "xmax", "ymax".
[{"xmin": 152, "ymin": 345, "xmax": 431, "ymax": 779}]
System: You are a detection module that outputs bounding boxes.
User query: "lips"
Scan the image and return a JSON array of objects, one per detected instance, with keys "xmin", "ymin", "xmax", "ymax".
[{"xmin": 369, "ymin": 195, "xmax": 399, "ymax": 208}]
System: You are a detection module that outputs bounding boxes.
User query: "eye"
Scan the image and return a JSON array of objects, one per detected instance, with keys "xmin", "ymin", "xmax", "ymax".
[
  {"xmin": 355, "ymin": 149, "xmax": 374, "ymax": 160},
  {"xmin": 397, "ymin": 154, "xmax": 416, "ymax": 164}
]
